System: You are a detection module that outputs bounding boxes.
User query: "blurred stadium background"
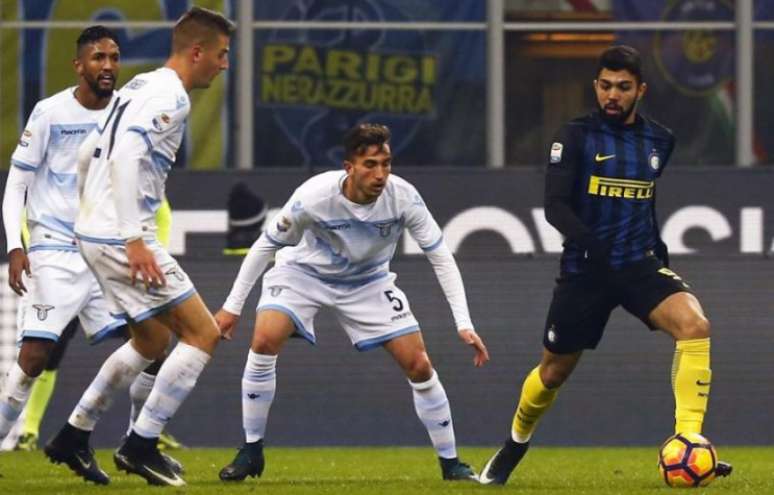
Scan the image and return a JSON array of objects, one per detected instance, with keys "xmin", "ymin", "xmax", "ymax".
[{"xmin": 0, "ymin": 0, "xmax": 772, "ymax": 450}]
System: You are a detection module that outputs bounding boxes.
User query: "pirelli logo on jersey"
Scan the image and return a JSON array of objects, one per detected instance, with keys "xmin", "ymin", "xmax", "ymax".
[{"xmin": 587, "ymin": 175, "xmax": 654, "ymax": 200}]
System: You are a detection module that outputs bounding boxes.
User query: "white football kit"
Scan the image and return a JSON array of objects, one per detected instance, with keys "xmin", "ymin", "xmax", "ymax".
[
  {"xmin": 223, "ymin": 171, "xmax": 474, "ymax": 349},
  {"xmin": 75, "ymin": 68, "xmax": 194, "ymax": 322},
  {"xmin": 3, "ymin": 87, "xmax": 126, "ymax": 343}
]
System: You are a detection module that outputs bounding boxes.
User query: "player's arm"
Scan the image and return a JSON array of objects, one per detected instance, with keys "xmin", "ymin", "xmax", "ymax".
[
  {"xmin": 544, "ymin": 125, "xmax": 610, "ymax": 265},
  {"xmin": 2, "ymin": 166, "xmax": 34, "ymax": 295},
  {"xmin": 110, "ymin": 130, "xmax": 166, "ymax": 289},
  {"xmin": 217, "ymin": 195, "xmax": 307, "ymax": 339},
  {"xmin": 404, "ymin": 189, "xmax": 488, "ymax": 367},
  {"xmin": 4, "ymin": 104, "xmax": 48, "ymax": 295}
]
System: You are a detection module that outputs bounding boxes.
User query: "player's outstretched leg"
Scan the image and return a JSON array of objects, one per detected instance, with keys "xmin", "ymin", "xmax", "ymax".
[
  {"xmin": 43, "ymin": 423, "xmax": 110, "ymax": 485},
  {"xmin": 220, "ymin": 350, "xmax": 276, "ymax": 481}
]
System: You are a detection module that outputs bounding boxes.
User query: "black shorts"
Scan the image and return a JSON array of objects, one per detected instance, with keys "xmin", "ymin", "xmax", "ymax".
[{"xmin": 543, "ymin": 256, "xmax": 692, "ymax": 354}]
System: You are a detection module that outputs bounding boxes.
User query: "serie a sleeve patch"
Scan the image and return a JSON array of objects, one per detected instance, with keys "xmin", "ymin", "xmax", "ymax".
[{"xmin": 550, "ymin": 142, "xmax": 563, "ymax": 163}]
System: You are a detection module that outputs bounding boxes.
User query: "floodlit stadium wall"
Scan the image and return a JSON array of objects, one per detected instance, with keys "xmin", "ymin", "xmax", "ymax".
[{"xmin": 0, "ymin": 168, "xmax": 772, "ymax": 447}]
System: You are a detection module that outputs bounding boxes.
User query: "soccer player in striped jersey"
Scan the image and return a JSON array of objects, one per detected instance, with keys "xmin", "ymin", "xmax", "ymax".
[{"xmin": 479, "ymin": 45, "xmax": 732, "ymax": 485}]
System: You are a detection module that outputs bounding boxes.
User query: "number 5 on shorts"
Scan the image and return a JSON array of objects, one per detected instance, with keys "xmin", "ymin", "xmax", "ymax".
[{"xmin": 384, "ymin": 290, "xmax": 404, "ymax": 311}]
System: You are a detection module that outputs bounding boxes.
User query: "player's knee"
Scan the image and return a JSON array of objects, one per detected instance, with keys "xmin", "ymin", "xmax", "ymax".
[
  {"xmin": 18, "ymin": 339, "xmax": 54, "ymax": 377},
  {"xmin": 403, "ymin": 353, "xmax": 433, "ymax": 382},
  {"xmin": 539, "ymin": 362, "xmax": 572, "ymax": 389},
  {"xmin": 251, "ymin": 332, "xmax": 282, "ymax": 355},
  {"xmin": 18, "ymin": 352, "xmax": 48, "ymax": 377},
  {"xmin": 677, "ymin": 314, "xmax": 711, "ymax": 340}
]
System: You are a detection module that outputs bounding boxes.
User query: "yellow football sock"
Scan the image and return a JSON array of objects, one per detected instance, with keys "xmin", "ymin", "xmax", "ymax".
[
  {"xmin": 672, "ymin": 338, "xmax": 711, "ymax": 434},
  {"xmin": 511, "ymin": 366, "xmax": 559, "ymax": 443},
  {"xmin": 23, "ymin": 369, "xmax": 57, "ymax": 436}
]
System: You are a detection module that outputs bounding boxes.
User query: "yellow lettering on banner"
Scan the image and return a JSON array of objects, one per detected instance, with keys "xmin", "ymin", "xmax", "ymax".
[
  {"xmin": 366, "ymin": 53, "xmax": 381, "ymax": 82},
  {"xmin": 294, "ymin": 46, "xmax": 323, "ymax": 75},
  {"xmin": 262, "ymin": 74, "xmax": 282, "ymax": 101},
  {"xmin": 421, "ymin": 56, "xmax": 436, "ymax": 84},
  {"xmin": 623, "ymin": 188, "xmax": 635, "ymax": 199},
  {"xmin": 415, "ymin": 87, "xmax": 433, "ymax": 113},
  {"xmin": 608, "ymin": 187, "xmax": 623, "ymax": 197},
  {"xmin": 384, "ymin": 56, "xmax": 417, "ymax": 84},
  {"xmin": 263, "ymin": 45, "xmax": 296, "ymax": 71},
  {"xmin": 327, "ymin": 50, "xmax": 361, "ymax": 79}
]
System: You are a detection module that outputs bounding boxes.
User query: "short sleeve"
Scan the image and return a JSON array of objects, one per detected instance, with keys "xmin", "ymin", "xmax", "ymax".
[
  {"xmin": 10, "ymin": 103, "xmax": 50, "ymax": 171},
  {"xmin": 263, "ymin": 191, "xmax": 310, "ymax": 247}
]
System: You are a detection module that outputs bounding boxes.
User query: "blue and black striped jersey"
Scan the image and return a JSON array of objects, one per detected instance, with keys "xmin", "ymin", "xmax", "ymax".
[{"xmin": 545, "ymin": 112, "xmax": 675, "ymax": 274}]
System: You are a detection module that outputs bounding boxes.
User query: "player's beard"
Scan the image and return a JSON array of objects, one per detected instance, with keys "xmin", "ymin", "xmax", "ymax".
[
  {"xmin": 598, "ymin": 101, "xmax": 636, "ymax": 125},
  {"xmin": 87, "ymin": 76, "xmax": 115, "ymax": 99}
]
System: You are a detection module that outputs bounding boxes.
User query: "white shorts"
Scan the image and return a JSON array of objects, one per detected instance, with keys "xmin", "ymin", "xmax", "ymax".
[
  {"xmin": 257, "ymin": 266, "xmax": 420, "ymax": 351},
  {"xmin": 18, "ymin": 249, "xmax": 126, "ymax": 344},
  {"xmin": 78, "ymin": 239, "xmax": 196, "ymax": 323}
]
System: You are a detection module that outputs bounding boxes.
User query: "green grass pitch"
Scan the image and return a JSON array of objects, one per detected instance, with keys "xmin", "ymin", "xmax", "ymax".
[{"xmin": 2, "ymin": 446, "xmax": 772, "ymax": 494}]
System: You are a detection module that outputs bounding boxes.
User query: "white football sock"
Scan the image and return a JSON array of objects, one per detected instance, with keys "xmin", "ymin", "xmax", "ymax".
[
  {"xmin": 133, "ymin": 342, "xmax": 209, "ymax": 439},
  {"xmin": 242, "ymin": 350, "xmax": 277, "ymax": 443},
  {"xmin": 68, "ymin": 341, "xmax": 152, "ymax": 431},
  {"xmin": 0, "ymin": 363, "xmax": 35, "ymax": 440},
  {"xmin": 410, "ymin": 370, "xmax": 457, "ymax": 459},
  {"xmin": 127, "ymin": 371, "xmax": 156, "ymax": 435}
]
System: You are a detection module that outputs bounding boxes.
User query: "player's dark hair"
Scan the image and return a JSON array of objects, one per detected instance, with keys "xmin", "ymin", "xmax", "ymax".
[
  {"xmin": 597, "ymin": 45, "xmax": 643, "ymax": 83},
  {"xmin": 172, "ymin": 6, "xmax": 235, "ymax": 52},
  {"xmin": 76, "ymin": 25, "xmax": 119, "ymax": 56},
  {"xmin": 344, "ymin": 124, "xmax": 391, "ymax": 161}
]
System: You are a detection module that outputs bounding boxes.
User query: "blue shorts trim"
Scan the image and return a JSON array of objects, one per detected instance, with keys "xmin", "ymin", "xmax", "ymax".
[
  {"xmin": 29, "ymin": 244, "xmax": 79, "ymax": 253},
  {"xmin": 75, "ymin": 233, "xmax": 127, "ymax": 246},
  {"xmin": 11, "ymin": 159, "xmax": 38, "ymax": 171},
  {"xmin": 20, "ymin": 330, "xmax": 60, "ymax": 342},
  {"xmin": 88, "ymin": 319, "xmax": 128, "ymax": 345},
  {"xmin": 130, "ymin": 288, "xmax": 197, "ymax": 324},
  {"xmin": 355, "ymin": 325, "xmax": 421, "ymax": 351},
  {"xmin": 257, "ymin": 304, "xmax": 316, "ymax": 345}
]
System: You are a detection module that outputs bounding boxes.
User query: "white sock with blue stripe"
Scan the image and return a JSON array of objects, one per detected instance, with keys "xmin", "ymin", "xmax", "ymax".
[
  {"xmin": 127, "ymin": 371, "xmax": 156, "ymax": 435},
  {"xmin": 133, "ymin": 342, "xmax": 210, "ymax": 439},
  {"xmin": 68, "ymin": 341, "xmax": 153, "ymax": 431},
  {"xmin": 0, "ymin": 363, "xmax": 35, "ymax": 441},
  {"xmin": 410, "ymin": 370, "xmax": 457, "ymax": 459},
  {"xmin": 242, "ymin": 350, "xmax": 277, "ymax": 443}
]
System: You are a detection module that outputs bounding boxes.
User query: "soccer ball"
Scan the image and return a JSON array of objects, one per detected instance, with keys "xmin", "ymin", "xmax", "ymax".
[{"xmin": 658, "ymin": 432, "xmax": 718, "ymax": 488}]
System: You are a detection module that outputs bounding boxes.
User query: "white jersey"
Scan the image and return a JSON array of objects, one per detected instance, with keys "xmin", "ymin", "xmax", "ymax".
[
  {"xmin": 76, "ymin": 67, "xmax": 189, "ymax": 243},
  {"xmin": 267, "ymin": 170, "xmax": 443, "ymax": 286},
  {"xmin": 10, "ymin": 87, "xmax": 113, "ymax": 250}
]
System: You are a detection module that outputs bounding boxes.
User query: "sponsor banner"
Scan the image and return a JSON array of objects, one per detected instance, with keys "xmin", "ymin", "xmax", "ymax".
[
  {"xmin": 4, "ymin": 168, "xmax": 770, "ymax": 258},
  {"xmin": 252, "ymin": 1, "xmax": 486, "ymax": 167}
]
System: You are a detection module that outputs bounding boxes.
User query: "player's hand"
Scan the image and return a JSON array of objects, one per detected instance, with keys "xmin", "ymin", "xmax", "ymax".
[
  {"xmin": 125, "ymin": 238, "xmax": 166, "ymax": 290},
  {"xmin": 458, "ymin": 329, "xmax": 489, "ymax": 367},
  {"xmin": 215, "ymin": 308, "xmax": 239, "ymax": 340},
  {"xmin": 7, "ymin": 248, "xmax": 31, "ymax": 296}
]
